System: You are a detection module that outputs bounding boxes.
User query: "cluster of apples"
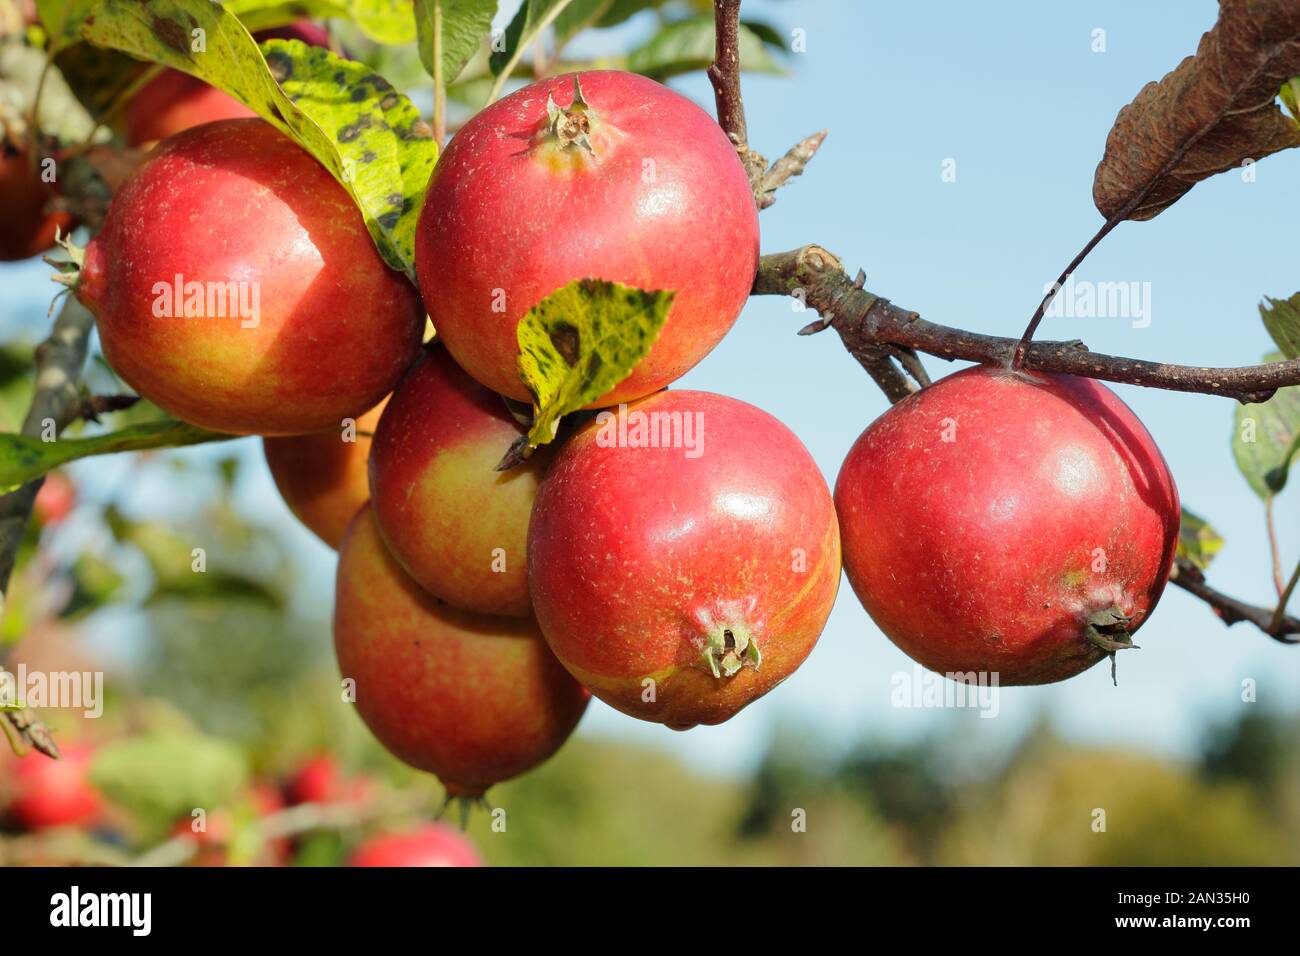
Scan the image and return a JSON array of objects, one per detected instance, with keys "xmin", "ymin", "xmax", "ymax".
[
  {"xmin": 62, "ymin": 34, "xmax": 1183, "ymax": 805},
  {"xmin": 71, "ymin": 64, "xmax": 845, "ymax": 799}
]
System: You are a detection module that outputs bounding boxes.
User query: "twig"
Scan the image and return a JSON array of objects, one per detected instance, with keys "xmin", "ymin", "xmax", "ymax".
[
  {"xmin": 754, "ymin": 245, "xmax": 1300, "ymax": 404},
  {"xmin": 0, "ymin": 295, "xmax": 96, "ymax": 758},
  {"xmin": 1011, "ymin": 218, "xmax": 1121, "ymax": 369},
  {"xmin": 708, "ymin": 0, "xmax": 824, "ymax": 207},
  {"xmin": 1171, "ymin": 557, "xmax": 1300, "ymax": 644},
  {"xmin": 756, "ymin": 130, "xmax": 827, "ymax": 209},
  {"xmin": 707, "ymin": 1, "xmax": 749, "ymax": 153},
  {"xmin": 1270, "ymin": 560, "xmax": 1300, "ymax": 635}
]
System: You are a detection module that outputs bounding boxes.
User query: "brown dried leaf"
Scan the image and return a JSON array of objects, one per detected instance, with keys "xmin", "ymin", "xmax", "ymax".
[{"xmin": 1093, "ymin": 0, "xmax": 1300, "ymax": 222}]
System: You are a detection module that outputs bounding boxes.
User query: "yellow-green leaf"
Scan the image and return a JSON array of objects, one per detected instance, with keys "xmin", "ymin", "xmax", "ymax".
[
  {"xmin": 1177, "ymin": 508, "xmax": 1224, "ymax": 571},
  {"xmin": 81, "ymin": 0, "xmax": 435, "ymax": 278},
  {"xmin": 511, "ymin": 279, "xmax": 674, "ymax": 464},
  {"xmin": 0, "ymin": 420, "xmax": 231, "ymax": 493}
]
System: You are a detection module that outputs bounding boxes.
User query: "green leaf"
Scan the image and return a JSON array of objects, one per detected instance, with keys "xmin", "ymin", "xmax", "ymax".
[
  {"xmin": 624, "ymin": 16, "xmax": 783, "ymax": 80},
  {"xmin": 1283, "ymin": 77, "xmax": 1300, "ymax": 126},
  {"xmin": 0, "ymin": 420, "xmax": 231, "ymax": 493},
  {"xmin": 1233, "ymin": 352, "xmax": 1300, "ymax": 499},
  {"xmin": 514, "ymin": 279, "xmax": 674, "ymax": 458},
  {"xmin": 89, "ymin": 732, "xmax": 250, "ymax": 834},
  {"xmin": 1261, "ymin": 294, "xmax": 1300, "ymax": 359},
  {"xmin": 81, "ymin": 0, "xmax": 436, "ymax": 279},
  {"xmin": 1176, "ymin": 508, "xmax": 1224, "ymax": 571},
  {"xmin": 35, "ymin": 0, "xmax": 96, "ymax": 53},
  {"xmin": 225, "ymin": 0, "xmax": 418, "ymax": 44},
  {"xmin": 490, "ymin": 0, "xmax": 576, "ymax": 81},
  {"xmin": 415, "ymin": 0, "xmax": 498, "ymax": 85}
]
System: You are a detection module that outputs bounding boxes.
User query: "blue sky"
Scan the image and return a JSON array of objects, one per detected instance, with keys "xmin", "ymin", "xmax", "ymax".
[{"xmin": 2, "ymin": 0, "xmax": 1297, "ymax": 776}]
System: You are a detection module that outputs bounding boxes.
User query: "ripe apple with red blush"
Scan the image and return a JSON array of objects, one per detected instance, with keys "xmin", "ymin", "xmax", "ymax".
[
  {"xmin": 369, "ymin": 345, "xmax": 548, "ymax": 617},
  {"xmin": 77, "ymin": 118, "xmax": 423, "ymax": 436},
  {"xmin": 834, "ymin": 366, "xmax": 1180, "ymax": 684},
  {"xmin": 415, "ymin": 70, "xmax": 759, "ymax": 405},
  {"xmin": 528, "ymin": 390, "xmax": 841, "ymax": 729},
  {"xmin": 349, "ymin": 823, "xmax": 483, "ymax": 867},
  {"xmin": 264, "ymin": 398, "xmax": 387, "ymax": 549},
  {"xmin": 334, "ymin": 507, "xmax": 588, "ymax": 797},
  {"xmin": 0, "ymin": 148, "xmax": 73, "ymax": 262}
]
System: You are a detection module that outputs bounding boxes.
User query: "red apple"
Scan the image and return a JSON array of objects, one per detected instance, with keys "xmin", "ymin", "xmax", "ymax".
[
  {"xmin": 415, "ymin": 70, "xmax": 759, "ymax": 405},
  {"xmin": 369, "ymin": 346, "xmax": 547, "ymax": 617},
  {"xmin": 334, "ymin": 507, "xmax": 589, "ymax": 796},
  {"xmin": 0, "ymin": 148, "xmax": 72, "ymax": 262},
  {"xmin": 264, "ymin": 398, "xmax": 387, "ymax": 549},
  {"xmin": 77, "ymin": 118, "xmax": 423, "ymax": 436},
  {"xmin": 32, "ymin": 471, "xmax": 76, "ymax": 527},
  {"xmin": 349, "ymin": 823, "xmax": 483, "ymax": 867},
  {"xmin": 4, "ymin": 744, "xmax": 101, "ymax": 830},
  {"xmin": 528, "ymin": 390, "xmax": 841, "ymax": 729},
  {"xmin": 834, "ymin": 365, "xmax": 1180, "ymax": 684}
]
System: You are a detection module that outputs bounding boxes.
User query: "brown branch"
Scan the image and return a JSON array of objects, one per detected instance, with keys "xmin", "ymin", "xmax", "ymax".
[
  {"xmin": 707, "ymin": 0, "xmax": 749, "ymax": 155},
  {"xmin": 754, "ymin": 245, "xmax": 1300, "ymax": 404},
  {"xmin": 0, "ymin": 294, "xmax": 96, "ymax": 759},
  {"xmin": 708, "ymin": 0, "xmax": 824, "ymax": 207},
  {"xmin": 1171, "ymin": 557, "xmax": 1300, "ymax": 644}
]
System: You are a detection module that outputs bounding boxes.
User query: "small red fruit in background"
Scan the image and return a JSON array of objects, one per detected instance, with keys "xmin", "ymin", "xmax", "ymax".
[
  {"xmin": 349, "ymin": 823, "xmax": 483, "ymax": 868},
  {"xmin": 0, "ymin": 148, "xmax": 72, "ymax": 262},
  {"xmin": 369, "ymin": 345, "xmax": 548, "ymax": 617},
  {"xmin": 77, "ymin": 118, "xmax": 423, "ymax": 436},
  {"xmin": 123, "ymin": 22, "xmax": 331, "ymax": 147},
  {"xmin": 264, "ymin": 398, "xmax": 387, "ymax": 549},
  {"xmin": 528, "ymin": 390, "xmax": 841, "ymax": 729},
  {"xmin": 4, "ymin": 744, "xmax": 102, "ymax": 830},
  {"xmin": 283, "ymin": 754, "xmax": 374, "ymax": 807},
  {"xmin": 415, "ymin": 70, "xmax": 759, "ymax": 405},
  {"xmin": 32, "ymin": 471, "xmax": 76, "ymax": 527},
  {"xmin": 333, "ymin": 507, "xmax": 589, "ymax": 797},
  {"xmin": 834, "ymin": 366, "xmax": 1180, "ymax": 685}
]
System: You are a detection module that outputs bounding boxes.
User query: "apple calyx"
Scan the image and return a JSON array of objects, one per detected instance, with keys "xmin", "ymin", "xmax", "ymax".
[
  {"xmin": 691, "ymin": 602, "xmax": 763, "ymax": 678},
  {"xmin": 543, "ymin": 76, "xmax": 596, "ymax": 153},
  {"xmin": 1084, "ymin": 606, "xmax": 1139, "ymax": 686},
  {"xmin": 437, "ymin": 789, "xmax": 493, "ymax": 831},
  {"xmin": 45, "ymin": 228, "xmax": 87, "ymax": 293}
]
